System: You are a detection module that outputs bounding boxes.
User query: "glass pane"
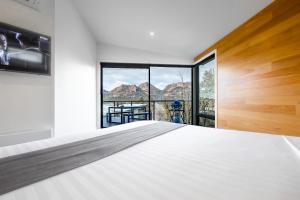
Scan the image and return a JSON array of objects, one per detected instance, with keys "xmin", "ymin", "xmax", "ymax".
[
  {"xmin": 150, "ymin": 67, "xmax": 192, "ymax": 124},
  {"xmin": 199, "ymin": 59, "xmax": 215, "ymax": 127},
  {"xmin": 102, "ymin": 68, "xmax": 149, "ymax": 128}
]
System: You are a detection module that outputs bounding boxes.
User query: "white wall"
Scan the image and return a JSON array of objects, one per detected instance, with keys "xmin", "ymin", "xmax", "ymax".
[
  {"xmin": 55, "ymin": 0, "xmax": 97, "ymax": 136},
  {"xmin": 98, "ymin": 43, "xmax": 192, "ymax": 65},
  {"xmin": 0, "ymin": 0, "xmax": 54, "ymax": 142}
]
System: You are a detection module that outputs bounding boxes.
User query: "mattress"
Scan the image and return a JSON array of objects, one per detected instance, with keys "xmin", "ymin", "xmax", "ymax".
[{"xmin": 0, "ymin": 121, "xmax": 299, "ymax": 200}]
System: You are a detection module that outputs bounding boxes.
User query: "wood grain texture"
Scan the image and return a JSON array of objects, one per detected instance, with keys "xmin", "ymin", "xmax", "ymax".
[{"xmin": 195, "ymin": 0, "xmax": 300, "ymax": 136}]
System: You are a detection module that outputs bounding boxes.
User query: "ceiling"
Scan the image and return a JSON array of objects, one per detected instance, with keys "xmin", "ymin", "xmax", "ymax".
[{"xmin": 73, "ymin": 0, "xmax": 272, "ymax": 60}]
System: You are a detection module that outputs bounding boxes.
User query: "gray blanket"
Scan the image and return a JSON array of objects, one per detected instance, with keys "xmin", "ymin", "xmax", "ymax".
[{"xmin": 0, "ymin": 122, "xmax": 185, "ymax": 195}]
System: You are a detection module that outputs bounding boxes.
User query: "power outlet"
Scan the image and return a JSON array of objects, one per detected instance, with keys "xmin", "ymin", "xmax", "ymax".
[{"xmin": 12, "ymin": 0, "xmax": 42, "ymax": 11}]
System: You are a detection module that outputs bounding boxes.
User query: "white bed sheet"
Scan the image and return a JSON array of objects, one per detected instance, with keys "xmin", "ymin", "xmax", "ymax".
[{"xmin": 0, "ymin": 121, "xmax": 299, "ymax": 200}]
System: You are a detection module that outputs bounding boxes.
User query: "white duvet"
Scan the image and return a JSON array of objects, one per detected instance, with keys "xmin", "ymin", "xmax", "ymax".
[{"xmin": 0, "ymin": 121, "xmax": 299, "ymax": 200}]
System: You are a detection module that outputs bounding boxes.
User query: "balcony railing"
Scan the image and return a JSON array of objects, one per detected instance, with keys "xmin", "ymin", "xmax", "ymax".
[
  {"xmin": 199, "ymin": 98, "xmax": 215, "ymax": 127},
  {"xmin": 102, "ymin": 100, "xmax": 192, "ymax": 127}
]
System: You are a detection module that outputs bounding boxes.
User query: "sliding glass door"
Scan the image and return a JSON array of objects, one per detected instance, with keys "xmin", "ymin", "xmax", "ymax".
[
  {"xmin": 101, "ymin": 63, "xmax": 192, "ymax": 128},
  {"xmin": 195, "ymin": 54, "xmax": 216, "ymax": 127},
  {"xmin": 101, "ymin": 65, "xmax": 149, "ymax": 128}
]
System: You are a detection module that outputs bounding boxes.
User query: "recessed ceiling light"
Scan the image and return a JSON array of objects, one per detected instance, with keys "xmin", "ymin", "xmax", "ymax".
[{"xmin": 149, "ymin": 31, "xmax": 155, "ymax": 37}]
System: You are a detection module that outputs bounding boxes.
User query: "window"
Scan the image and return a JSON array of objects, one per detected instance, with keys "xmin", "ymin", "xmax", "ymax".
[
  {"xmin": 195, "ymin": 54, "xmax": 216, "ymax": 128},
  {"xmin": 100, "ymin": 63, "xmax": 192, "ymax": 128},
  {"xmin": 100, "ymin": 60, "xmax": 216, "ymax": 128}
]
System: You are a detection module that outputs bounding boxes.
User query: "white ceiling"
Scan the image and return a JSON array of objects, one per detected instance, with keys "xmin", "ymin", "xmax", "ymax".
[{"xmin": 73, "ymin": 0, "xmax": 272, "ymax": 60}]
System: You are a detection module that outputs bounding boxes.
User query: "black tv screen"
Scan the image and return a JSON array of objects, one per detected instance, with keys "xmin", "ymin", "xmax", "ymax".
[{"xmin": 0, "ymin": 22, "xmax": 51, "ymax": 75}]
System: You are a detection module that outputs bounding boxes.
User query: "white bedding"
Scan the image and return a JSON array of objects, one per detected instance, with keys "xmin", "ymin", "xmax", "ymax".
[{"xmin": 0, "ymin": 121, "xmax": 299, "ymax": 200}]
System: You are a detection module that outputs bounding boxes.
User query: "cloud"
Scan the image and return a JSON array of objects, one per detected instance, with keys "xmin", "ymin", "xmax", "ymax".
[
  {"xmin": 150, "ymin": 67, "xmax": 191, "ymax": 89},
  {"xmin": 103, "ymin": 67, "xmax": 191, "ymax": 91},
  {"xmin": 103, "ymin": 68, "xmax": 148, "ymax": 91}
]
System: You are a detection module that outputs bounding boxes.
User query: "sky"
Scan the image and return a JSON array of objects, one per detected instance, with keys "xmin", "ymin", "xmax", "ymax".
[{"xmin": 103, "ymin": 67, "xmax": 191, "ymax": 91}]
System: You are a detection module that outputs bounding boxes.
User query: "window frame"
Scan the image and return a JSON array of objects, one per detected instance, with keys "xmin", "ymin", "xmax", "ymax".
[
  {"xmin": 100, "ymin": 62, "xmax": 193, "ymax": 128},
  {"xmin": 193, "ymin": 51, "xmax": 217, "ymax": 128}
]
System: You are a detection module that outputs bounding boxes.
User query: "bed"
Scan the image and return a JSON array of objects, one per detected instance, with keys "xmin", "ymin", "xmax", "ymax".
[{"xmin": 0, "ymin": 121, "xmax": 299, "ymax": 200}]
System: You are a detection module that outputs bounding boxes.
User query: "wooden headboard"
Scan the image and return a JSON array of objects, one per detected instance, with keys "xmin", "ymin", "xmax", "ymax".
[{"xmin": 194, "ymin": 0, "xmax": 300, "ymax": 136}]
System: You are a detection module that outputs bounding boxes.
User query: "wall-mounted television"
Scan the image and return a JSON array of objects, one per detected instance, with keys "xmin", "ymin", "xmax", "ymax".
[{"xmin": 0, "ymin": 22, "xmax": 51, "ymax": 75}]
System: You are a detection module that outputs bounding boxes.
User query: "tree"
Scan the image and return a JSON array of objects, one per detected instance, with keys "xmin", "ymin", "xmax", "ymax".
[
  {"xmin": 199, "ymin": 68, "xmax": 215, "ymax": 113},
  {"xmin": 200, "ymin": 69, "xmax": 214, "ymax": 99}
]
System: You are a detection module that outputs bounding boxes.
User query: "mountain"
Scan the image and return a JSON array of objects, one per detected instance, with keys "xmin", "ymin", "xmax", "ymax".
[
  {"xmin": 103, "ymin": 90, "xmax": 109, "ymax": 96},
  {"xmin": 139, "ymin": 82, "xmax": 160, "ymax": 93},
  {"xmin": 104, "ymin": 84, "xmax": 147, "ymax": 100},
  {"xmin": 163, "ymin": 82, "xmax": 191, "ymax": 100},
  {"xmin": 139, "ymin": 82, "xmax": 163, "ymax": 99},
  {"xmin": 104, "ymin": 82, "xmax": 191, "ymax": 101}
]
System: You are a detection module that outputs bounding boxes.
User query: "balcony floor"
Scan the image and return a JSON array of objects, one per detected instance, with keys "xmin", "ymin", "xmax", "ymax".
[{"xmin": 102, "ymin": 116, "xmax": 150, "ymax": 128}]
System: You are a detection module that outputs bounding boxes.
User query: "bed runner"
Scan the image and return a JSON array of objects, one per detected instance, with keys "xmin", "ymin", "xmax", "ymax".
[{"xmin": 0, "ymin": 122, "xmax": 185, "ymax": 195}]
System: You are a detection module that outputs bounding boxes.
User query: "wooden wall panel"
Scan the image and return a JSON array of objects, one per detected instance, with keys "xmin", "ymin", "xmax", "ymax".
[{"xmin": 195, "ymin": 0, "xmax": 300, "ymax": 136}]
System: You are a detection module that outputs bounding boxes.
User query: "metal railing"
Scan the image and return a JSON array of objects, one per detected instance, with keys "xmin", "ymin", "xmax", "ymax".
[
  {"xmin": 103, "ymin": 100, "xmax": 192, "ymax": 125},
  {"xmin": 198, "ymin": 98, "xmax": 215, "ymax": 127}
]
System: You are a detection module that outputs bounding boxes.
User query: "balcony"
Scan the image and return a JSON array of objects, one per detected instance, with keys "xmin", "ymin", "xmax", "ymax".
[{"xmin": 102, "ymin": 100, "xmax": 192, "ymax": 128}]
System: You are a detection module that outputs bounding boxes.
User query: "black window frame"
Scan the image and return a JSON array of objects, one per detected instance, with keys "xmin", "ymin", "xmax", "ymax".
[
  {"xmin": 193, "ymin": 54, "xmax": 216, "ymax": 127},
  {"xmin": 100, "ymin": 62, "xmax": 193, "ymax": 128}
]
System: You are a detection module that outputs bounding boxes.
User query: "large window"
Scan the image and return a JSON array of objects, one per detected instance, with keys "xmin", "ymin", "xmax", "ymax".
[
  {"xmin": 101, "ymin": 61, "xmax": 216, "ymax": 128},
  {"xmin": 101, "ymin": 63, "xmax": 192, "ymax": 128}
]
